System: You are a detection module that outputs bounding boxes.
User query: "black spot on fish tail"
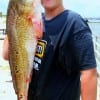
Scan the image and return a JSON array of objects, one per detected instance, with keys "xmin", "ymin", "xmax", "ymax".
[
  {"xmin": 16, "ymin": 51, "xmax": 19, "ymax": 54},
  {"xmin": 15, "ymin": 70, "xmax": 19, "ymax": 73},
  {"xmin": 18, "ymin": 94, "xmax": 24, "ymax": 100}
]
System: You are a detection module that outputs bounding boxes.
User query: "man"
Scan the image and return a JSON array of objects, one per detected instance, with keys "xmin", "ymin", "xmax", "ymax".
[{"xmin": 3, "ymin": 0, "xmax": 97, "ymax": 100}]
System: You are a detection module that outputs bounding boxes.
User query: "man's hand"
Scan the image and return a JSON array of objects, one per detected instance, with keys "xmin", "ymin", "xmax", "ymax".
[
  {"xmin": 81, "ymin": 68, "xmax": 97, "ymax": 100},
  {"xmin": 2, "ymin": 35, "xmax": 9, "ymax": 60}
]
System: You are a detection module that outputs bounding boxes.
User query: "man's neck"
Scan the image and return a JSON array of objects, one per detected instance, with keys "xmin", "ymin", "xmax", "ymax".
[{"xmin": 44, "ymin": 5, "xmax": 65, "ymax": 20}]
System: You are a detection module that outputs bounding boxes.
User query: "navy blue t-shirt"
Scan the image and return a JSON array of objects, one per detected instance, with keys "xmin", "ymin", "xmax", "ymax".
[{"xmin": 28, "ymin": 10, "xmax": 96, "ymax": 100}]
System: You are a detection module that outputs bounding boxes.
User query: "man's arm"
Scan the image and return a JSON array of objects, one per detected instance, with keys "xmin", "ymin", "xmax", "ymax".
[
  {"xmin": 81, "ymin": 68, "xmax": 97, "ymax": 100},
  {"xmin": 2, "ymin": 35, "xmax": 9, "ymax": 60}
]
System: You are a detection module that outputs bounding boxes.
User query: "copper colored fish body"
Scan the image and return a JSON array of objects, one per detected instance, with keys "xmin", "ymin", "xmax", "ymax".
[{"xmin": 6, "ymin": 0, "xmax": 42, "ymax": 100}]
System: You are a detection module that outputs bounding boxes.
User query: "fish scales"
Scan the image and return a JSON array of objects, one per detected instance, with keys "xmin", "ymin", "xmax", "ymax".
[{"xmin": 6, "ymin": 0, "xmax": 42, "ymax": 100}]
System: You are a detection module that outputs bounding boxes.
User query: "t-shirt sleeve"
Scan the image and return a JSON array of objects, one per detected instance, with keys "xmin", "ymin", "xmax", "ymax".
[{"xmin": 69, "ymin": 14, "xmax": 97, "ymax": 71}]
